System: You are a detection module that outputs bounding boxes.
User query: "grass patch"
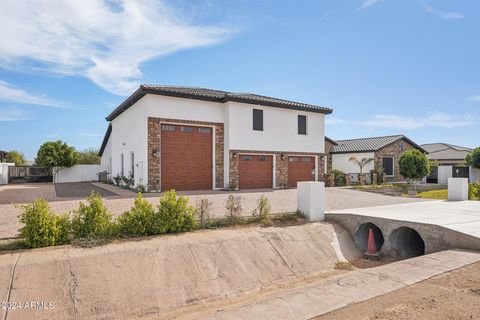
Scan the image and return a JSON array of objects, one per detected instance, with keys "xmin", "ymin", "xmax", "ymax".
[
  {"xmin": 353, "ymin": 184, "xmax": 395, "ymax": 190},
  {"xmin": 418, "ymin": 189, "xmax": 448, "ymax": 200},
  {"xmin": 0, "ymin": 240, "xmax": 29, "ymax": 252}
]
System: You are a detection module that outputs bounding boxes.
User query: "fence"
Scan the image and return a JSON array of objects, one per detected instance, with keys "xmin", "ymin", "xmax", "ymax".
[
  {"xmin": 8, "ymin": 166, "xmax": 52, "ymax": 183},
  {"xmin": 54, "ymin": 165, "xmax": 109, "ymax": 183}
]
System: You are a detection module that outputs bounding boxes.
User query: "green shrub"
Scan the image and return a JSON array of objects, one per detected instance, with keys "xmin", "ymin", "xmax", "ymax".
[
  {"xmin": 18, "ymin": 199, "xmax": 68, "ymax": 248},
  {"xmin": 117, "ymin": 193, "xmax": 155, "ymax": 236},
  {"xmin": 55, "ymin": 213, "xmax": 72, "ymax": 245},
  {"xmin": 399, "ymin": 149, "xmax": 430, "ymax": 182},
  {"xmin": 328, "ymin": 169, "xmax": 346, "ymax": 186},
  {"xmin": 370, "ymin": 168, "xmax": 385, "ymax": 184},
  {"xmin": 465, "ymin": 147, "xmax": 480, "ymax": 169},
  {"xmin": 152, "ymin": 190, "xmax": 196, "ymax": 234},
  {"xmin": 71, "ymin": 192, "xmax": 117, "ymax": 240},
  {"xmin": 469, "ymin": 183, "xmax": 480, "ymax": 200},
  {"xmin": 253, "ymin": 195, "xmax": 272, "ymax": 226}
]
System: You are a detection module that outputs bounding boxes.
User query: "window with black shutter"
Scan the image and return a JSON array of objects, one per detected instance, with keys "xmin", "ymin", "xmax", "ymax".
[
  {"xmin": 253, "ymin": 109, "xmax": 263, "ymax": 131},
  {"xmin": 383, "ymin": 157, "xmax": 394, "ymax": 176},
  {"xmin": 298, "ymin": 115, "xmax": 307, "ymax": 135}
]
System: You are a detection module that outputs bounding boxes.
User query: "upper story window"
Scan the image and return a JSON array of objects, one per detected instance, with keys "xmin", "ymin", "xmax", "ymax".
[
  {"xmin": 298, "ymin": 115, "xmax": 307, "ymax": 135},
  {"xmin": 253, "ymin": 109, "xmax": 263, "ymax": 131}
]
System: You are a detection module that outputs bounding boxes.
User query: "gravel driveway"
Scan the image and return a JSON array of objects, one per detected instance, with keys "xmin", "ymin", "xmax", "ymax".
[{"xmin": 0, "ymin": 186, "xmax": 426, "ymax": 239}]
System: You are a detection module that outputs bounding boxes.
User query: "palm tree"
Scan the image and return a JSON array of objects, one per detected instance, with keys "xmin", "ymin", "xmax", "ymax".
[{"xmin": 348, "ymin": 156, "xmax": 374, "ymax": 174}]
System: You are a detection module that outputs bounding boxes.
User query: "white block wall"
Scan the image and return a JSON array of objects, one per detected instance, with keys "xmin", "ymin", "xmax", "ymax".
[
  {"xmin": 0, "ymin": 163, "xmax": 14, "ymax": 185},
  {"xmin": 54, "ymin": 165, "xmax": 109, "ymax": 183},
  {"xmin": 438, "ymin": 166, "xmax": 453, "ymax": 185},
  {"xmin": 470, "ymin": 167, "xmax": 480, "ymax": 184},
  {"xmin": 332, "ymin": 152, "xmax": 375, "ymax": 174}
]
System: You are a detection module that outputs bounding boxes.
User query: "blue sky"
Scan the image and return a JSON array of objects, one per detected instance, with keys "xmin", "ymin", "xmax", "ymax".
[{"xmin": 0, "ymin": 0, "xmax": 478, "ymax": 160}]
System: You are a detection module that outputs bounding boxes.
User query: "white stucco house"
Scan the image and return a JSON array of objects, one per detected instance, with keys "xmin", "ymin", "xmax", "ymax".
[{"xmin": 99, "ymin": 85, "xmax": 333, "ymax": 191}]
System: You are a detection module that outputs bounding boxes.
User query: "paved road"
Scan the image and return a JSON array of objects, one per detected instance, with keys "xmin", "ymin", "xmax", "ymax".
[{"xmin": 0, "ymin": 186, "xmax": 425, "ymax": 239}]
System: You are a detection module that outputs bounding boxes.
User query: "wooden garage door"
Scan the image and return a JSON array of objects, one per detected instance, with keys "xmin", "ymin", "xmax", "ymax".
[
  {"xmin": 288, "ymin": 156, "xmax": 315, "ymax": 188},
  {"xmin": 161, "ymin": 124, "xmax": 212, "ymax": 191},
  {"xmin": 239, "ymin": 155, "xmax": 273, "ymax": 189}
]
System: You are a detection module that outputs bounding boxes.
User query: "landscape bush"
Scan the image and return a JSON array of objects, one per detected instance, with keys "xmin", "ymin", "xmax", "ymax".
[
  {"xmin": 328, "ymin": 169, "xmax": 346, "ymax": 186},
  {"xmin": 225, "ymin": 194, "xmax": 243, "ymax": 224},
  {"xmin": 71, "ymin": 192, "xmax": 117, "ymax": 240},
  {"xmin": 253, "ymin": 195, "xmax": 272, "ymax": 226},
  {"xmin": 370, "ymin": 168, "xmax": 385, "ymax": 184},
  {"xmin": 117, "ymin": 193, "xmax": 155, "ymax": 236},
  {"xmin": 398, "ymin": 149, "xmax": 430, "ymax": 183},
  {"xmin": 18, "ymin": 199, "xmax": 70, "ymax": 248},
  {"xmin": 469, "ymin": 183, "xmax": 480, "ymax": 200},
  {"xmin": 195, "ymin": 197, "xmax": 213, "ymax": 224},
  {"xmin": 152, "ymin": 190, "xmax": 197, "ymax": 234}
]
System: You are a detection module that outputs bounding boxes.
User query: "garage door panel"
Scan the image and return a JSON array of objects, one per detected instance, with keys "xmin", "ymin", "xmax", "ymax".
[
  {"xmin": 239, "ymin": 155, "xmax": 273, "ymax": 189},
  {"xmin": 288, "ymin": 156, "xmax": 315, "ymax": 188},
  {"xmin": 161, "ymin": 125, "xmax": 212, "ymax": 191}
]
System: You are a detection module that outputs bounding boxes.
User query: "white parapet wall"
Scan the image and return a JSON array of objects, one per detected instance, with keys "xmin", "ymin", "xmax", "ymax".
[
  {"xmin": 54, "ymin": 165, "xmax": 109, "ymax": 183},
  {"xmin": 448, "ymin": 178, "xmax": 469, "ymax": 201},
  {"xmin": 470, "ymin": 167, "xmax": 480, "ymax": 184},
  {"xmin": 297, "ymin": 181, "xmax": 325, "ymax": 221},
  {"xmin": 0, "ymin": 163, "xmax": 15, "ymax": 185}
]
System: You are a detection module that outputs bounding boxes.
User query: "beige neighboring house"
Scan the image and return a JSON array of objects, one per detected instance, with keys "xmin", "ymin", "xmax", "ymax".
[
  {"xmin": 326, "ymin": 135, "xmax": 427, "ymax": 182},
  {"xmin": 421, "ymin": 143, "xmax": 473, "ymax": 184}
]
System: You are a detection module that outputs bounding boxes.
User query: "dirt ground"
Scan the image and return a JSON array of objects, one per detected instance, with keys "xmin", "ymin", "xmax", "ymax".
[{"xmin": 318, "ymin": 261, "xmax": 480, "ymax": 320}]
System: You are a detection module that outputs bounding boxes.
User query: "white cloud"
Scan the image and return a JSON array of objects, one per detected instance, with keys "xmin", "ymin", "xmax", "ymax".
[
  {"xmin": 422, "ymin": 3, "xmax": 463, "ymax": 20},
  {"xmin": 358, "ymin": 0, "xmax": 381, "ymax": 10},
  {"xmin": 0, "ymin": 106, "xmax": 29, "ymax": 121},
  {"xmin": 326, "ymin": 112, "xmax": 477, "ymax": 130},
  {"xmin": 467, "ymin": 96, "xmax": 480, "ymax": 102},
  {"xmin": 0, "ymin": 0, "xmax": 231, "ymax": 96},
  {"xmin": 0, "ymin": 81, "xmax": 61, "ymax": 107}
]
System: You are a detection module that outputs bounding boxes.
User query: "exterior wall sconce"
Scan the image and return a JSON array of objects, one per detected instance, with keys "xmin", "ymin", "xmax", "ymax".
[
  {"xmin": 152, "ymin": 149, "xmax": 158, "ymax": 157},
  {"xmin": 280, "ymin": 154, "xmax": 285, "ymax": 160},
  {"xmin": 232, "ymin": 152, "xmax": 237, "ymax": 159}
]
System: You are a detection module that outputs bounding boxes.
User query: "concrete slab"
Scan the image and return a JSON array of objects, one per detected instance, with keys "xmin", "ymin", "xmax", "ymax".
[
  {"xmin": 329, "ymin": 200, "xmax": 480, "ymax": 238},
  {"xmin": 183, "ymin": 250, "xmax": 480, "ymax": 320}
]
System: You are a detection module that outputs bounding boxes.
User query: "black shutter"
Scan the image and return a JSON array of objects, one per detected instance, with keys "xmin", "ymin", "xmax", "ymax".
[
  {"xmin": 382, "ymin": 157, "xmax": 394, "ymax": 176},
  {"xmin": 298, "ymin": 115, "xmax": 307, "ymax": 135},
  {"xmin": 253, "ymin": 109, "xmax": 263, "ymax": 131}
]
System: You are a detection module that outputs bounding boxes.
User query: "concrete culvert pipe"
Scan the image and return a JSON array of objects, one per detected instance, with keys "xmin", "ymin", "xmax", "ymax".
[
  {"xmin": 355, "ymin": 222, "xmax": 384, "ymax": 252},
  {"xmin": 389, "ymin": 227, "xmax": 425, "ymax": 258}
]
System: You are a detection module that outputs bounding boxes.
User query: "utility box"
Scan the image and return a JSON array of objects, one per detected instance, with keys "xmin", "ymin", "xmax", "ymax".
[
  {"xmin": 448, "ymin": 178, "xmax": 468, "ymax": 201},
  {"xmin": 297, "ymin": 181, "xmax": 325, "ymax": 221}
]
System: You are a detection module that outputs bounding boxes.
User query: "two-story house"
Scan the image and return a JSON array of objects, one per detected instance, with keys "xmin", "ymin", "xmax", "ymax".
[{"xmin": 99, "ymin": 85, "xmax": 333, "ymax": 191}]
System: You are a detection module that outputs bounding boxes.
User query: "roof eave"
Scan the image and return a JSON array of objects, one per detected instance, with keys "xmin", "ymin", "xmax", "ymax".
[{"xmin": 98, "ymin": 124, "xmax": 112, "ymax": 157}]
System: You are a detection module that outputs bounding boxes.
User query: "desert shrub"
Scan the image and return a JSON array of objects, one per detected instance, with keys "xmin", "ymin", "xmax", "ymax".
[
  {"xmin": 253, "ymin": 195, "xmax": 272, "ymax": 226},
  {"xmin": 71, "ymin": 192, "xmax": 117, "ymax": 240},
  {"xmin": 225, "ymin": 194, "xmax": 243, "ymax": 223},
  {"xmin": 195, "ymin": 197, "xmax": 213, "ymax": 224},
  {"xmin": 18, "ymin": 199, "xmax": 68, "ymax": 248},
  {"xmin": 117, "ymin": 193, "xmax": 155, "ymax": 236},
  {"xmin": 370, "ymin": 168, "xmax": 385, "ymax": 184},
  {"xmin": 328, "ymin": 169, "xmax": 346, "ymax": 186},
  {"xmin": 152, "ymin": 190, "xmax": 196, "ymax": 234},
  {"xmin": 469, "ymin": 183, "xmax": 480, "ymax": 200}
]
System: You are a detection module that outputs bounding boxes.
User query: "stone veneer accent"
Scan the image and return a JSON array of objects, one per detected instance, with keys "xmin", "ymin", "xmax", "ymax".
[
  {"xmin": 374, "ymin": 139, "xmax": 415, "ymax": 182},
  {"xmin": 324, "ymin": 139, "xmax": 336, "ymax": 172},
  {"xmin": 229, "ymin": 150, "xmax": 323, "ymax": 189},
  {"xmin": 147, "ymin": 117, "xmax": 224, "ymax": 191}
]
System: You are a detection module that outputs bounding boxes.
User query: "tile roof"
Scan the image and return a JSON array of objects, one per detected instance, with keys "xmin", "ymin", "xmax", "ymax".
[
  {"xmin": 106, "ymin": 85, "xmax": 333, "ymax": 121},
  {"xmin": 332, "ymin": 135, "xmax": 426, "ymax": 153},
  {"xmin": 421, "ymin": 143, "xmax": 473, "ymax": 161}
]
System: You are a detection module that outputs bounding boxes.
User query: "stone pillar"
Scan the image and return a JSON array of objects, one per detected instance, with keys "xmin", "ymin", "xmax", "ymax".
[
  {"xmin": 448, "ymin": 178, "xmax": 468, "ymax": 201},
  {"xmin": 359, "ymin": 174, "xmax": 366, "ymax": 186},
  {"xmin": 297, "ymin": 182, "xmax": 325, "ymax": 221},
  {"xmin": 344, "ymin": 174, "xmax": 351, "ymax": 186},
  {"xmin": 372, "ymin": 173, "xmax": 378, "ymax": 185}
]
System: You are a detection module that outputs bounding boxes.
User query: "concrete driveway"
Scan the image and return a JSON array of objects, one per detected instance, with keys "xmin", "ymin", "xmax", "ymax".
[{"xmin": 0, "ymin": 186, "xmax": 425, "ymax": 239}]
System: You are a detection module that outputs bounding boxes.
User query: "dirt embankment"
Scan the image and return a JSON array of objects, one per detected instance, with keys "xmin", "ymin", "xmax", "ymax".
[{"xmin": 0, "ymin": 223, "xmax": 361, "ymax": 320}]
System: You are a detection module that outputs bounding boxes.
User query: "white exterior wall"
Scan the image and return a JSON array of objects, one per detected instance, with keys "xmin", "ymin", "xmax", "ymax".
[
  {"xmin": 332, "ymin": 152, "xmax": 375, "ymax": 173},
  {"xmin": 55, "ymin": 165, "xmax": 109, "ymax": 183},
  {"xmin": 0, "ymin": 163, "xmax": 14, "ymax": 185},
  {"xmin": 470, "ymin": 166, "xmax": 480, "ymax": 183},
  {"xmin": 438, "ymin": 166, "xmax": 453, "ymax": 185},
  {"xmin": 100, "ymin": 136, "xmax": 112, "ymax": 175}
]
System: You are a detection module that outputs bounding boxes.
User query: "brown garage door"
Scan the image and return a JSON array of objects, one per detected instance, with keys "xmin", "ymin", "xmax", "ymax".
[
  {"xmin": 288, "ymin": 156, "xmax": 315, "ymax": 188},
  {"xmin": 239, "ymin": 155, "xmax": 273, "ymax": 189},
  {"xmin": 161, "ymin": 124, "xmax": 212, "ymax": 191}
]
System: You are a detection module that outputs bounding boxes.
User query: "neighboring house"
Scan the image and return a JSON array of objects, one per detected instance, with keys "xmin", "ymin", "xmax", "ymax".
[
  {"xmin": 99, "ymin": 85, "xmax": 333, "ymax": 191},
  {"xmin": 324, "ymin": 137, "xmax": 337, "ymax": 173},
  {"xmin": 421, "ymin": 143, "xmax": 473, "ymax": 184},
  {"xmin": 328, "ymin": 135, "xmax": 427, "ymax": 181},
  {"xmin": 0, "ymin": 150, "xmax": 7, "ymax": 162}
]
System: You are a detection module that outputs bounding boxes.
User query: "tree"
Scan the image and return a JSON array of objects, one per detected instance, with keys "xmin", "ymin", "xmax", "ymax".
[
  {"xmin": 6, "ymin": 150, "xmax": 27, "ymax": 166},
  {"xmin": 348, "ymin": 156, "xmax": 374, "ymax": 174},
  {"xmin": 465, "ymin": 147, "xmax": 480, "ymax": 169},
  {"xmin": 76, "ymin": 148, "xmax": 100, "ymax": 165},
  {"xmin": 398, "ymin": 149, "xmax": 430, "ymax": 183},
  {"xmin": 35, "ymin": 141, "xmax": 77, "ymax": 177}
]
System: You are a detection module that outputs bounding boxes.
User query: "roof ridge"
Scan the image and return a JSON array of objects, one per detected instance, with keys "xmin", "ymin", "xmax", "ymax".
[{"xmin": 335, "ymin": 134, "xmax": 404, "ymax": 143}]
